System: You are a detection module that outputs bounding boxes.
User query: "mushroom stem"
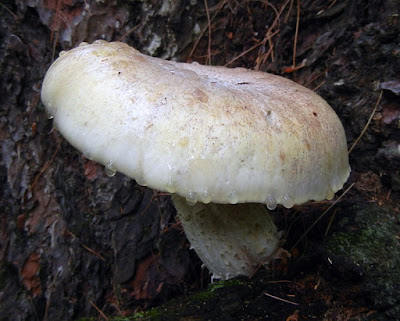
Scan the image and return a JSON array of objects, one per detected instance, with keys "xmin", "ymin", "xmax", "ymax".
[{"xmin": 172, "ymin": 195, "xmax": 281, "ymax": 280}]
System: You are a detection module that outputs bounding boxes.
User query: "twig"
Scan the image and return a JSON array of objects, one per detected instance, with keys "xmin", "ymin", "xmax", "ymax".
[
  {"xmin": 81, "ymin": 244, "xmax": 106, "ymax": 261},
  {"xmin": 324, "ymin": 208, "xmax": 337, "ymax": 236},
  {"xmin": 284, "ymin": 0, "xmax": 295, "ymax": 22},
  {"xmin": 304, "ymin": 72, "xmax": 324, "ymax": 87},
  {"xmin": 225, "ymin": 29, "xmax": 279, "ymax": 67},
  {"xmin": 312, "ymin": 80, "xmax": 325, "ymax": 91},
  {"xmin": 67, "ymin": 231, "xmax": 106, "ymax": 261},
  {"xmin": 188, "ymin": 0, "xmax": 226, "ymax": 60},
  {"xmin": 249, "ymin": 242, "xmax": 286, "ymax": 278},
  {"xmin": 266, "ymin": 280, "xmax": 304, "ymax": 287},
  {"xmin": 204, "ymin": 0, "xmax": 212, "ymax": 65},
  {"xmin": 0, "ymin": 2, "xmax": 18, "ymax": 21},
  {"xmin": 51, "ymin": 31, "xmax": 59, "ymax": 62},
  {"xmin": 291, "ymin": 183, "xmax": 355, "ymax": 251},
  {"xmin": 139, "ymin": 193, "xmax": 157, "ymax": 216},
  {"xmin": 255, "ymin": 43, "xmax": 275, "ymax": 70},
  {"xmin": 43, "ymin": 269, "xmax": 61, "ymax": 321},
  {"xmin": 225, "ymin": 41, "xmax": 263, "ymax": 67},
  {"xmin": 117, "ymin": 21, "xmax": 144, "ymax": 42},
  {"xmin": 225, "ymin": 0, "xmax": 290, "ymax": 68},
  {"xmin": 89, "ymin": 299, "xmax": 108, "ymax": 320},
  {"xmin": 255, "ymin": 0, "xmax": 290, "ymax": 68},
  {"xmin": 50, "ymin": 0, "xmax": 62, "ymax": 46},
  {"xmin": 24, "ymin": 138, "xmax": 61, "ymax": 202},
  {"xmin": 292, "ymin": 0, "xmax": 300, "ymax": 68},
  {"xmin": 348, "ymin": 90, "xmax": 382, "ymax": 154},
  {"xmin": 328, "ymin": 0, "xmax": 338, "ymax": 9},
  {"xmin": 27, "ymin": 295, "xmax": 40, "ymax": 321},
  {"xmin": 264, "ymin": 291, "xmax": 299, "ymax": 305}
]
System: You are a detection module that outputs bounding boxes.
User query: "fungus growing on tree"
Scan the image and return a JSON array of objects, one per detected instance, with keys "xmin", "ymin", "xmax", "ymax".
[{"xmin": 41, "ymin": 40, "xmax": 350, "ymax": 280}]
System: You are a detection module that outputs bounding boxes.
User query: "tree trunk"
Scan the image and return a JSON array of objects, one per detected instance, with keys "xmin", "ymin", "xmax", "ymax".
[{"xmin": 1, "ymin": 0, "xmax": 399, "ymax": 320}]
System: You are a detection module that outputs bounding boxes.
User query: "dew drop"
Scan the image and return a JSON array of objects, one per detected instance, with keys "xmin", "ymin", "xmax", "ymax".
[
  {"xmin": 325, "ymin": 188, "xmax": 335, "ymax": 200},
  {"xmin": 282, "ymin": 194, "xmax": 295, "ymax": 208},
  {"xmin": 176, "ymin": 69, "xmax": 199, "ymax": 80},
  {"xmin": 228, "ymin": 191, "xmax": 238, "ymax": 204},
  {"xmin": 105, "ymin": 167, "xmax": 116, "ymax": 177},
  {"xmin": 135, "ymin": 174, "xmax": 147, "ymax": 186},
  {"xmin": 265, "ymin": 194, "xmax": 277, "ymax": 210},
  {"xmin": 94, "ymin": 39, "xmax": 107, "ymax": 45},
  {"xmin": 186, "ymin": 199, "xmax": 197, "ymax": 206},
  {"xmin": 45, "ymin": 110, "xmax": 54, "ymax": 119},
  {"xmin": 201, "ymin": 188, "xmax": 212, "ymax": 204},
  {"xmin": 105, "ymin": 160, "xmax": 116, "ymax": 177},
  {"xmin": 166, "ymin": 177, "xmax": 176, "ymax": 193},
  {"xmin": 186, "ymin": 190, "xmax": 197, "ymax": 206},
  {"xmin": 83, "ymin": 151, "xmax": 93, "ymax": 160}
]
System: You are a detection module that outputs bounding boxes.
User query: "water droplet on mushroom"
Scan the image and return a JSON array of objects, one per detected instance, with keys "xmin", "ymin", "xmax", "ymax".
[
  {"xmin": 201, "ymin": 188, "xmax": 211, "ymax": 204},
  {"xmin": 166, "ymin": 177, "xmax": 176, "ymax": 193},
  {"xmin": 135, "ymin": 172, "xmax": 147, "ymax": 186},
  {"xmin": 175, "ymin": 69, "xmax": 199, "ymax": 80},
  {"xmin": 45, "ymin": 109, "xmax": 54, "ymax": 119},
  {"xmin": 104, "ymin": 167, "xmax": 116, "ymax": 177},
  {"xmin": 79, "ymin": 42, "xmax": 89, "ymax": 47},
  {"xmin": 94, "ymin": 39, "xmax": 107, "ymax": 45},
  {"xmin": 265, "ymin": 194, "xmax": 277, "ymax": 210},
  {"xmin": 186, "ymin": 190, "xmax": 197, "ymax": 206},
  {"xmin": 282, "ymin": 194, "xmax": 294, "ymax": 208},
  {"xmin": 325, "ymin": 188, "xmax": 335, "ymax": 200},
  {"xmin": 228, "ymin": 191, "xmax": 238, "ymax": 204},
  {"xmin": 83, "ymin": 151, "xmax": 93, "ymax": 160},
  {"xmin": 105, "ymin": 161, "xmax": 116, "ymax": 177}
]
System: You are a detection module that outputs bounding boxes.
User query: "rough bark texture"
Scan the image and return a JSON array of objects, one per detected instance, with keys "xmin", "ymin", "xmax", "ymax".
[{"xmin": 1, "ymin": 0, "xmax": 399, "ymax": 320}]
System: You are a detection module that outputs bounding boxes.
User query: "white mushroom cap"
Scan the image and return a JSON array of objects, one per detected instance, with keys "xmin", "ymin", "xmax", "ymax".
[{"xmin": 41, "ymin": 40, "xmax": 350, "ymax": 209}]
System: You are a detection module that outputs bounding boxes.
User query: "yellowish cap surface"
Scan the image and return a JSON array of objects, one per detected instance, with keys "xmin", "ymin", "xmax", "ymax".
[{"xmin": 41, "ymin": 40, "xmax": 350, "ymax": 208}]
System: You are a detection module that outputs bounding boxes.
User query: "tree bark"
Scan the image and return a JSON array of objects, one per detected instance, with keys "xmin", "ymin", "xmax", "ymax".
[{"xmin": 1, "ymin": 0, "xmax": 399, "ymax": 320}]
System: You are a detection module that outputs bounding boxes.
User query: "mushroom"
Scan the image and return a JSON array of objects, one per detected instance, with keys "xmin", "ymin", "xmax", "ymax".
[{"xmin": 41, "ymin": 40, "xmax": 350, "ymax": 280}]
